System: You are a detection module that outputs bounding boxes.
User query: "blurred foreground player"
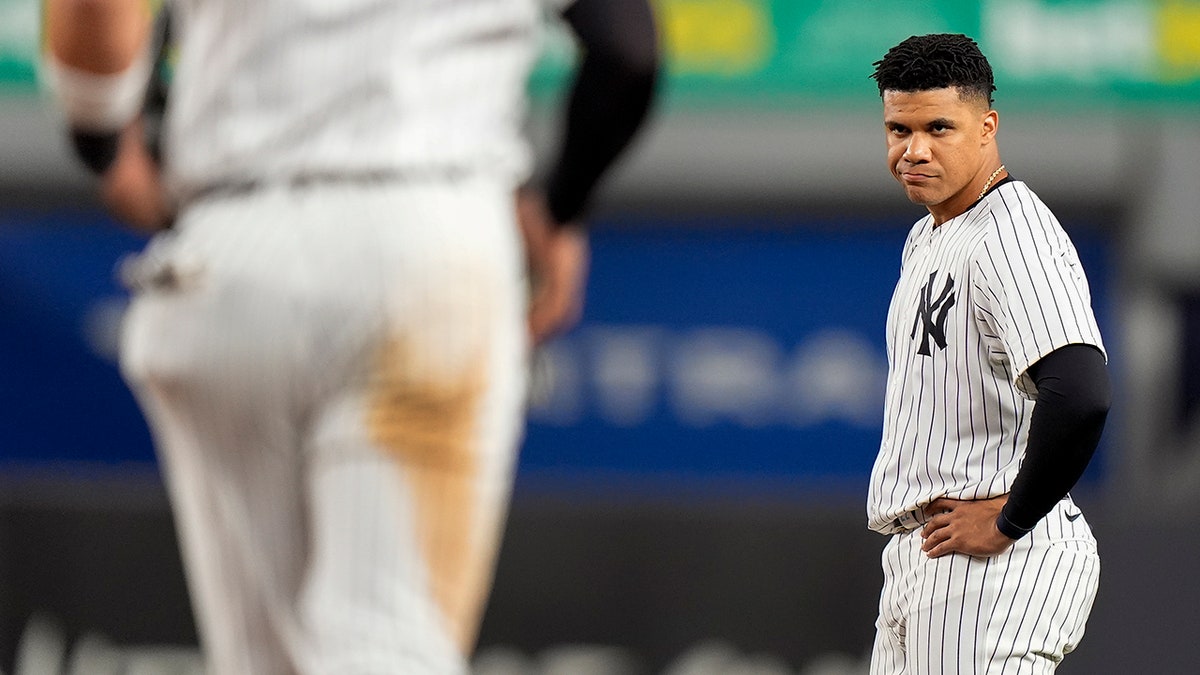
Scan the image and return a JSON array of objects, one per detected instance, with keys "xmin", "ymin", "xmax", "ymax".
[
  {"xmin": 865, "ymin": 34, "xmax": 1110, "ymax": 673},
  {"xmin": 42, "ymin": 0, "xmax": 658, "ymax": 672}
]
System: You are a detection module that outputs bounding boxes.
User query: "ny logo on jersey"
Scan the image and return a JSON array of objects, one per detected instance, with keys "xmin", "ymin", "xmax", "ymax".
[{"xmin": 911, "ymin": 271, "xmax": 956, "ymax": 356}]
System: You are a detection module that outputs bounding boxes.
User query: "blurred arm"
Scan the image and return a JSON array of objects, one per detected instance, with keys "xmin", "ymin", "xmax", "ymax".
[
  {"xmin": 544, "ymin": 0, "xmax": 660, "ymax": 226},
  {"xmin": 43, "ymin": 0, "xmax": 171, "ymax": 233},
  {"xmin": 44, "ymin": 0, "xmax": 154, "ymax": 73},
  {"xmin": 520, "ymin": 0, "xmax": 660, "ymax": 345}
]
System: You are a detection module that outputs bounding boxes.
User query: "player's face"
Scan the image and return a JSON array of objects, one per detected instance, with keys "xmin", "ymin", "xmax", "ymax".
[{"xmin": 883, "ymin": 87, "xmax": 998, "ymax": 222}]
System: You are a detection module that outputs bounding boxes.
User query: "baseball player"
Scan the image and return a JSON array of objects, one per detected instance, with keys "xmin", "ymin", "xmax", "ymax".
[
  {"xmin": 42, "ymin": 1, "xmax": 658, "ymax": 673},
  {"xmin": 866, "ymin": 34, "xmax": 1111, "ymax": 673}
]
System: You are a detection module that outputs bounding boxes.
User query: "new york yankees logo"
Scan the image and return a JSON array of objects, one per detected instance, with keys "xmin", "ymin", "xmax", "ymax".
[{"xmin": 911, "ymin": 271, "xmax": 956, "ymax": 356}]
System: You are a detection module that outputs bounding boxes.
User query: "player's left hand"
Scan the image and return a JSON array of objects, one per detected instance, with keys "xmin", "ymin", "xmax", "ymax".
[{"xmin": 920, "ymin": 496, "xmax": 1015, "ymax": 559}]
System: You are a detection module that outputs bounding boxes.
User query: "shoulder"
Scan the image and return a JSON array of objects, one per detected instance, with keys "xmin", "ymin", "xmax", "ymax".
[
  {"xmin": 969, "ymin": 180, "xmax": 1088, "ymax": 288},
  {"xmin": 973, "ymin": 181, "xmax": 1069, "ymax": 250},
  {"xmin": 981, "ymin": 181, "xmax": 1060, "ymax": 232}
]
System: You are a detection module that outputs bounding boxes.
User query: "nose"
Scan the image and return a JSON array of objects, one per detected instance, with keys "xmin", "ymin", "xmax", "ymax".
[{"xmin": 903, "ymin": 133, "xmax": 931, "ymax": 163}]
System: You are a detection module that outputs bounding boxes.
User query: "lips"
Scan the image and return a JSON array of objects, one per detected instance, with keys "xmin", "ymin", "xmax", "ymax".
[{"xmin": 901, "ymin": 171, "xmax": 935, "ymax": 184}]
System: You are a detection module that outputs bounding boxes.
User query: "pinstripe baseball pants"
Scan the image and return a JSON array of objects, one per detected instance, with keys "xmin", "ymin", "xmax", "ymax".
[
  {"xmin": 119, "ymin": 177, "xmax": 529, "ymax": 674},
  {"xmin": 871, "ymin": 498, "xmax": 1100, "ymax": 674}
]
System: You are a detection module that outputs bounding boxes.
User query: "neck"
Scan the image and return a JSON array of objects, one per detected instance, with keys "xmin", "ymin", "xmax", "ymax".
[
  {"xmin": 977, "ymin": 163, "xmax": 1007, "ymax": 199},
  {"xmin": 928, "ymin": 162, "xmax": 1007, "ymax": 226}
]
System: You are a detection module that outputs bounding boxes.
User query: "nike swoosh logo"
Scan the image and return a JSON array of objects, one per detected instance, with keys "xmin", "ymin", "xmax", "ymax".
[{"xmin": 1065, "ymin": 511, "xmax": 1082, "ymax": 522}]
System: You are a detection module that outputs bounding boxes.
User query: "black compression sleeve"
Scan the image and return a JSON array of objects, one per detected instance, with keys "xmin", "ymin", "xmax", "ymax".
[
  {"xmin": 996, "ymin": 344, "xmax": 1111, "ymax": 539},
  {"xmin": 69, "ymin": 130, "xmax": 122, "ymax": 174},
  {"xmin": 545, "ymin": 0, "xmax": 659, "ymax": 227}
]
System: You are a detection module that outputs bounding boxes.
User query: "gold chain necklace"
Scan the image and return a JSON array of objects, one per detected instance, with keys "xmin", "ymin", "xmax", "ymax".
[{"xmin": 978, "ymin": 164, "xmax": 1006, "ymax": 200}]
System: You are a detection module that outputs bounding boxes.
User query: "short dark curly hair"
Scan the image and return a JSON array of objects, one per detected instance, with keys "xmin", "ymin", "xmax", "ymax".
[{"xmin": 871, "ymin": 34, "xmax": 995, "ymax": 106}]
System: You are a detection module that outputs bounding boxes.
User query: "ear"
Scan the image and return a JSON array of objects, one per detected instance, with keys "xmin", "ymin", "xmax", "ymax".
[{"xmin": 981, "ymin": 109, "xmax": 999, "ymax": 143}]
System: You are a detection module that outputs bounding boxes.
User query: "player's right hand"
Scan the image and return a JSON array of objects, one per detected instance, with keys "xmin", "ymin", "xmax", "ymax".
[
  {"xmin": 516, "ymin": 189, "xmax": 590, "ymax": 346},
  {"xmin": 100, "ymin": 118, "xmax": 173, "ymax": 234},
  {"xmin": 920, "ymin": 496, "xmax": 1016, "ymax": 559}
]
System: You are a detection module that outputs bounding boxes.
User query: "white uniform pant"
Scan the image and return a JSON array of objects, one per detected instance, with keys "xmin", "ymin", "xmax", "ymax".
[
  {"xmin": 871, "ymin": 498, "xmax": 1100, "ymax": 675},
  {"xmin": 119, "ymin": 179, "xmax": 529, "ymax": 675}
]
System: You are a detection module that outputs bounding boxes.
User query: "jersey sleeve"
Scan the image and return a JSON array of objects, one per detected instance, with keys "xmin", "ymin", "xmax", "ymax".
[{"xmin": 971, "ymin": 187, "xmax": 1106, "ymax": 398}]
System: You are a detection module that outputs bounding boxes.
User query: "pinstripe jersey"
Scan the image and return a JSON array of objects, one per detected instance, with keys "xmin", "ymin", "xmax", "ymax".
[
  {"xmin": 160, "ymin": 0, "xmax": 561, "ymax": 202},
  {"xmin": 867, "ymin": 180, "xmax": 1105, "ymax": 534}
]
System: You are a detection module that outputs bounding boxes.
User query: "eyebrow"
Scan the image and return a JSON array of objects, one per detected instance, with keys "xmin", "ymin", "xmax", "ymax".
[{"xmin": 885, "ymin": 117, "xmax": 957, "ymax": 130}]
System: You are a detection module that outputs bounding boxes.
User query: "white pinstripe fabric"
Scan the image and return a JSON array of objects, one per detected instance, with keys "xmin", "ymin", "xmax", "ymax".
[
  {"xmin": 868, "ymin": 181, "xmax": 1105, "ymax": 534},
  {"xmin": 116, "ymin": 2, "xmax": 571, "ymax": 672},
  {"xmin": 120, "ymin": 179, "xmax": 528, "ymax": 674},
  {"xmin": 866, "ymin": 180, "xmax": 1106, "ymax": 672},
  {"xmin": 871, "ymin": 499, "xmax": 1100, "ymax": 674},
  {"xmin": 161, "ymin": 0, "xmax": 548, "ymax": 203}
]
